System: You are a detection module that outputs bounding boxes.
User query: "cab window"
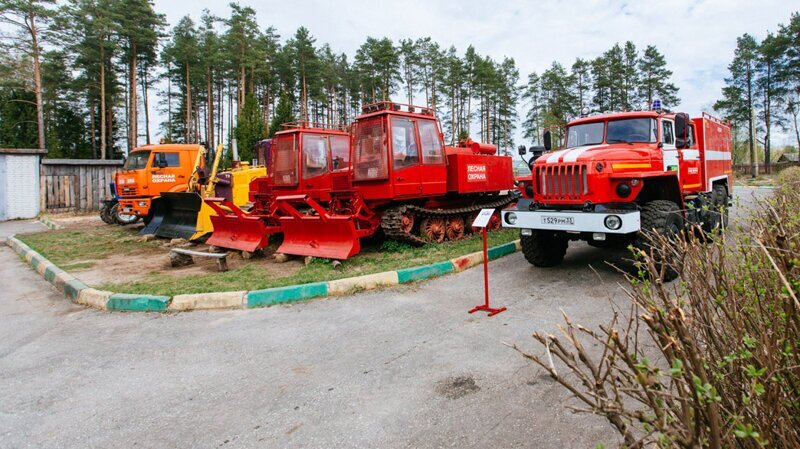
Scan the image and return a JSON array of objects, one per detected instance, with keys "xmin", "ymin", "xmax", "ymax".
[
  {"xmin": 153, "ymin": 152, "xmax": 181, "ymax": 168},
  {"xmin": 123, "ymin": 151, "xmax": 150, "ymax": 170},
  {"xmin": 418, "ymin": 120, "xmax": 444, "ymax": 165},
  {"xmin": 273, "ymin": 135, "xmax": 298, "ymax": 186},
  {"xmin": 302, "ymin": 134, "xmax": 329, "ymax": 179},
  {"xmin": 330, "ymin": 135, "xmax": 350, "ymax": 170},
  {"xmin": 391, "ymin": 117, "xmax": 419, "ymax": 170},
  {"xmin": 662, "ymin": 121, "xmax": 675, "ymax": 146},
  {"xmin": 353, "ymin": 119, "xmax": 388, "ymax": 181}
]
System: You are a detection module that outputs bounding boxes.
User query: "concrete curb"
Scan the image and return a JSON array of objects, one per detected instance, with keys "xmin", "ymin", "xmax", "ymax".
[
  {"xmin": 7, "ymin": 235, "xmax": 520, "ymax": 313},
  {"xmin": 37, "ymin": 216, "xmax": 62, "ymax": 230}
]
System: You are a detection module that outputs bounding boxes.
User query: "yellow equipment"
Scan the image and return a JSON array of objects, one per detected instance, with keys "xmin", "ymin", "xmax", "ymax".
[{"xmin": 151, "ymin": 144, "xmax": 266, "ymax": 241}]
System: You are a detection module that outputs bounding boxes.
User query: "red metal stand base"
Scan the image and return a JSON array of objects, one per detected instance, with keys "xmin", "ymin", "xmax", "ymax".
[{"xmin": 469, "ymin": 304, "xmax": 507, "ymax": 317}]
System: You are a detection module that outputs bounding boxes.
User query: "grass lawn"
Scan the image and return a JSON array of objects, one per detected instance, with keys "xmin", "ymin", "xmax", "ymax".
[{"xmin": 17, "ymin": 224, "xmax": 519, "ymax": 296}]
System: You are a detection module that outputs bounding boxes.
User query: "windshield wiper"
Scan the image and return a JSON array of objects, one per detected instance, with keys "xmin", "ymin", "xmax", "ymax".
[{"xmin": 607, "ymin": 139, "xmax": 633, "ymax": 145}]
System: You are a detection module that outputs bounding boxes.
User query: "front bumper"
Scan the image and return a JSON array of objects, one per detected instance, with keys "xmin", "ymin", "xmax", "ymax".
[
  {"xmin": 118, "ymin": 198, "xmax": 152, "ymax": 217},
  {"xmin": 501, "ymin": 208, "xmax": 640, "ymax": 234}
]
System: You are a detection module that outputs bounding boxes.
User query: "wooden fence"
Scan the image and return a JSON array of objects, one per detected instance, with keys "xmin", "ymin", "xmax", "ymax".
[
  {"xmin": 733, "ymin": 161, "xmax": 799, "ymax": 176},
  {"xmin": 40, "ymin": 159, "xmax": 124, "ymax": 212}
]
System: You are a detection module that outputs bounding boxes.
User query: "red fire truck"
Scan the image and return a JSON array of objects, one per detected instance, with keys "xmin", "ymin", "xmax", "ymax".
[{"xmin": 502, "ymin": 107, "xmax": 732, "ymax": 280}]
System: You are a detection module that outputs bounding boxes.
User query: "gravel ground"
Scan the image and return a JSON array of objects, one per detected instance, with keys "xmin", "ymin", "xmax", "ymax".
[{"xmin": 0, "ymin": 186, "xmax": 769, "ymax": 449}]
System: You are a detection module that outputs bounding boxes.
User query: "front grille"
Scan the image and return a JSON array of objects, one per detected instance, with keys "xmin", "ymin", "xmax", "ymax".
[
  {"xmin": 537, "ymin": 164, "xmax": 588, "ymax": 200},
  {"xmin": 119, "ymin": 186, "xmax": 139, "ymax": 196}
]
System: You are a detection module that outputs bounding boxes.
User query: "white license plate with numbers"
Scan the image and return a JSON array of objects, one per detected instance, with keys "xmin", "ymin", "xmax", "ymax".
[{"xmin": 541, "ymin": 216, "xmax": 575, "ymax": 226}]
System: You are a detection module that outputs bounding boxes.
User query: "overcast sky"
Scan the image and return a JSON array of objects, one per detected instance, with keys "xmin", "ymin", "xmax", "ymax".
[{"xmin": 149, "ymin": 0, "xmax": 796, "ymax": 147}]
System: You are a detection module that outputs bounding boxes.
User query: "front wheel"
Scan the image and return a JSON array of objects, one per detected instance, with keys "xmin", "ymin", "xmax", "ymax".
[
  {"xmin": 520, "ymin": 230, "xmax": 568, "ymax": 267},
  {"xmin": 634, "ymin": 200, "xmax": 685, "ymax": 281},
  {"xmin": 113, "ymin": 203, "xmax": 140, "ymax": 225}
]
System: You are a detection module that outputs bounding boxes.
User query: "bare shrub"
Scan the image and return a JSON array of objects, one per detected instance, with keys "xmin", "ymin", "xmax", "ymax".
[{"xmin": 516, "ymin": 187, "xmax": 800, "ymax": 448}]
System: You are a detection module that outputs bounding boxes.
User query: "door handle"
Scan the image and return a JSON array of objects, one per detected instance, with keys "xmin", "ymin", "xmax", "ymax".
[
  {"xmin": 396, "ymin": 176, "xmax": 405, "ymax": 181},
  {"xmin": 305, "ymin": 184, "xmax": 313, "ymax": 188}
]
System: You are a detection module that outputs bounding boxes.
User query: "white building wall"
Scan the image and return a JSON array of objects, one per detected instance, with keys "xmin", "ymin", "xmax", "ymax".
[
  {"xmin": 0, "ymin": 155, "xmax": 7, "ymax": 221},
  {"xmin": 0, "ymin": 154, "xmax": 41, "ymax": 220}
]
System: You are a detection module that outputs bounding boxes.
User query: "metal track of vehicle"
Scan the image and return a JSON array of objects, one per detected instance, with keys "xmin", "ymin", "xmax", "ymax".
[{"xmin": 381, "ymin": 194, "xmax": 515, "ymax": 245}]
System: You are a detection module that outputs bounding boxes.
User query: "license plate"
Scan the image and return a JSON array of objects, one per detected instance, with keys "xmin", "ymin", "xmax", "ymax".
[{"xmin": 541, "ymin": 216, "xmax": 575, "ymax": 226}]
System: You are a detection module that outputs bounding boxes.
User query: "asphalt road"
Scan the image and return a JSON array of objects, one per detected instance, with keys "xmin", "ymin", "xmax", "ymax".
[{"xmin": 0, "ymin": 187, "xmax": 771, "ymax": 449}]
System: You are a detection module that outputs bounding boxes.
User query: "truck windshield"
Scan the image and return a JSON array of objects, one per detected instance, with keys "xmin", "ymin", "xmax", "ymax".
[
  {"xmin": 566, "ymin": 122, "xmax": 604, "ymax": 148},
  {"xmin": 607, "ymin": 118, "xmax": 657, "ymax": 144},
  {"xmin": 123, "ymin": 151, "xmax": 150, "ymax": 170}
]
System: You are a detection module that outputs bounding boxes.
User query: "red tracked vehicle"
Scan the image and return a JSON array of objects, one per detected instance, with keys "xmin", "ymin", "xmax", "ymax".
[
  {"xmin": 502, "ymin": 106, "xmax": 732, "ymax": 280},
  {"xmin": 273, "ymin": 101, "xmax": 515, "ymax": 260},
  {"xmin": 203, "ymin": 122, "xmax": 350, "ymax": 253}
]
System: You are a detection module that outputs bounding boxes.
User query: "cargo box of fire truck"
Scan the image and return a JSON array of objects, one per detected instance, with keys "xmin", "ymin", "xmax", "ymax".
[{"xmin": 502, "ymin": 107, "xmax": 732, "ymax": 280}]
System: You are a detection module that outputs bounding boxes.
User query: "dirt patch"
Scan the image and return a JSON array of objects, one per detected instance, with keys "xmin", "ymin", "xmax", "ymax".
[
  {"xmin": 436, "ymin": 375, "xmax": 480, "ymax": 399},
  {"xmin": 45, "ymin": 213, "xmax": 304, "ymax": 286}
]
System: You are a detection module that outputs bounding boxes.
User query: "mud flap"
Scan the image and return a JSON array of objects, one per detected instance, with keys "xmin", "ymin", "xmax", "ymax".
[
  {"xmin": 277, "ymin": 215, "xmax": 361, "ymax": 260},
  {"xmin": 152, "ymin": 192, "xmax": 203, "ymax": 240}
]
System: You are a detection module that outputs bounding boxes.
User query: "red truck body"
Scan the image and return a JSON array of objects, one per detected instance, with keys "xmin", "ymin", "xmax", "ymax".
[{"xmin": 502, "ymin": 109, "xmax": 732, "ymax": 275}]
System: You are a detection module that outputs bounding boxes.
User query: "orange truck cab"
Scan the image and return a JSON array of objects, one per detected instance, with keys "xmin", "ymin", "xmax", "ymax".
[{"xmin": 116, "ymin": 144, "xmax": 205, "ymax": 218}]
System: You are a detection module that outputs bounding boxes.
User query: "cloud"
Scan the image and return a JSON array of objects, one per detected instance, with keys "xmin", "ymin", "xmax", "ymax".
[{"xmin": 150, "ymin": 0, "xmax": 795, "ymax": 145}]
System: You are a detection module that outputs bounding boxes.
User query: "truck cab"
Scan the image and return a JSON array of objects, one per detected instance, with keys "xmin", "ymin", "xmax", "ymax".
[
  {"xmin": 116, "ymin": 144, "xmax": 204, "ymax": 218},
  {"xmin": 503, "ymin": 108, "xmax": 732, "ymax": 280}
]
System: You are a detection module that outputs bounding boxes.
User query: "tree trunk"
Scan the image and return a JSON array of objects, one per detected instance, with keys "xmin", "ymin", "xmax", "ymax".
[
  {"xmin": 206, "ymin": 66, "xmax": 214, "ymax": 149},
  {"xmin": 89, "ymin": 100, "xmax": 97, "ymax": 158},
  {"xmin": 185, "ymin": 63, "xmax": 192, "ymax": 143},
  {"xmin": 28, "ymin": 12, "xmax": 45, "ymax": 150},
  {"xmin": 129, "ymin": 40, "xmax": 138, "ymax": 151},
  {"xmin": 141, "ymin": 64, "xmax": 151, "ymax": 145},
  {"xmin": 98, "ymin": 31, "xmax": 107, "ymax": 157},
  {"xmin": 747, "ymin": 64, "xmax": 756, "ymax": 178}
]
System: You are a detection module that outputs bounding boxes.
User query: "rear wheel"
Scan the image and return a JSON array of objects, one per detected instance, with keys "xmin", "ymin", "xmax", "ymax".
[
  {"xmin": 520, "ymin": 230, "xmax": 568, "ymax": 267},
  {"xmin": 634, "ymin": 200, "xmax": 684, "ymax": 282}
]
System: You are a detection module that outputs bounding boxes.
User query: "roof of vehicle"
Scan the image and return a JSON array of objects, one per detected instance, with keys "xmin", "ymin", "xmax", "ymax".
[
  {"xmin": 131, "ymin": 144, "xmax": 204, "ymax": 152},
  {"xmin": 568, "ymin": 111, "xmax": 668, "ymax": 126},
  {"xmin": 275, "ymin": 122, "xmax": 349, "ymax": 136}
]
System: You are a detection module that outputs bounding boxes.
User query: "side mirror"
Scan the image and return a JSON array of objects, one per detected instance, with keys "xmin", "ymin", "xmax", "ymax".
[
  {"xmin": 517, "ymin": 145, "xmax": 527, "ymax": 156},
  {"xmin": 674, "ymin": 113, "xmax": 689, "ymax": 149},
  {"xmin": 543, "ymin": 130, "xmax": 552, "ymax": 151},
  {"xmin": 156, "ymin": 158, "xmax": 167, "ymax": 169}
]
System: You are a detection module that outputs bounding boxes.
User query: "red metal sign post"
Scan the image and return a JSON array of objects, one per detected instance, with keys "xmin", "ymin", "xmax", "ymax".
[{"xmin": 468, "ymin": 209, "xmax": 506, "ymax": 317}]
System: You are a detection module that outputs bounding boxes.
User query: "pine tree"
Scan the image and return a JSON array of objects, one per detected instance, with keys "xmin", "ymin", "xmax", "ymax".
[
  {"xmin": 638, "ymin": 45, "xmax": 679, "ymax": 109},
  {"xmin": 715, "ymin": 34, "xmax": 759, "ymax": 176},
  {"xmin": 268, "ymin": 91, "xmax": 293, "ymax": 137},
  {"xmin": 113, "ymin": 0, "xmax": 165, "ymax": 151},
  {"xmin": 234, "ymin": 93, "xmax": 264, "ymax": 163},
  {"xmin": 0, "ymin": 0, "xmax": 56, "ymax": 150}
]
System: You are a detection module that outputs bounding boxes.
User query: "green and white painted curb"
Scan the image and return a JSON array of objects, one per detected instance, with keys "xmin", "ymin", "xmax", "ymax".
[
  {"xmin": 3, "ymin": 235, "xmax": 520, "ymax": 313},
  {"xmin": 37, "ymin": 216, "xmax": 62, "ymax": 230}
]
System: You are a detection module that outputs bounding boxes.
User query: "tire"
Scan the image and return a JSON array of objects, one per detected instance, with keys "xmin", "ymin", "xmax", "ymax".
[
  {"xmin": 712, "ymin": 184, "xmax": 729, "ymax": 230},
  {"xmin": 99, "ymin": 201, "xmax": 115, "ymax": 224},
  {"xmin": 520, "ymin": 230, "xmax": 568, "ymax": 267},
  {"xmin": 634, "ymin": 200, "xmax": 684, "ymax": 282}
]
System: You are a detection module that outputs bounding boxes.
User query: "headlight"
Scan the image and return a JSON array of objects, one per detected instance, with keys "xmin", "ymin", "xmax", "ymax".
[
  {"xmin": 505, "ymin": 212, "xmax": 518, "ymax": 225},
  {"xmin": 138, "ymin": 201, "xmax": 147, "ymax": 207},
  {"xmin": 616, "ymin": 182, "xmax": 632, "ymax": 198},
  {"xmin": 604, "ymin": 215, "xmax": 622, "ymax": 230}
]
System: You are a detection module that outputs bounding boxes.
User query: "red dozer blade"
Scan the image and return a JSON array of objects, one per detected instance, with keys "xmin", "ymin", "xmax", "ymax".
[
  {"xmin": 276, "ymin": 215, "xmax": 361, "ymax": 260},
  {"xmin": 204, "ymin": 198, "xmax": 276, "ymax": 253},
  {"xmin": 273, "ymin": 194, "xmax": 361, "ymax": 260}
]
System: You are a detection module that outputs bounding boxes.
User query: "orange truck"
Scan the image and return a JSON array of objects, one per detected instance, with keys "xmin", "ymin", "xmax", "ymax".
[{"xmin": 115, "ymin": 144, "xmax": 206, "ymax": 230}]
